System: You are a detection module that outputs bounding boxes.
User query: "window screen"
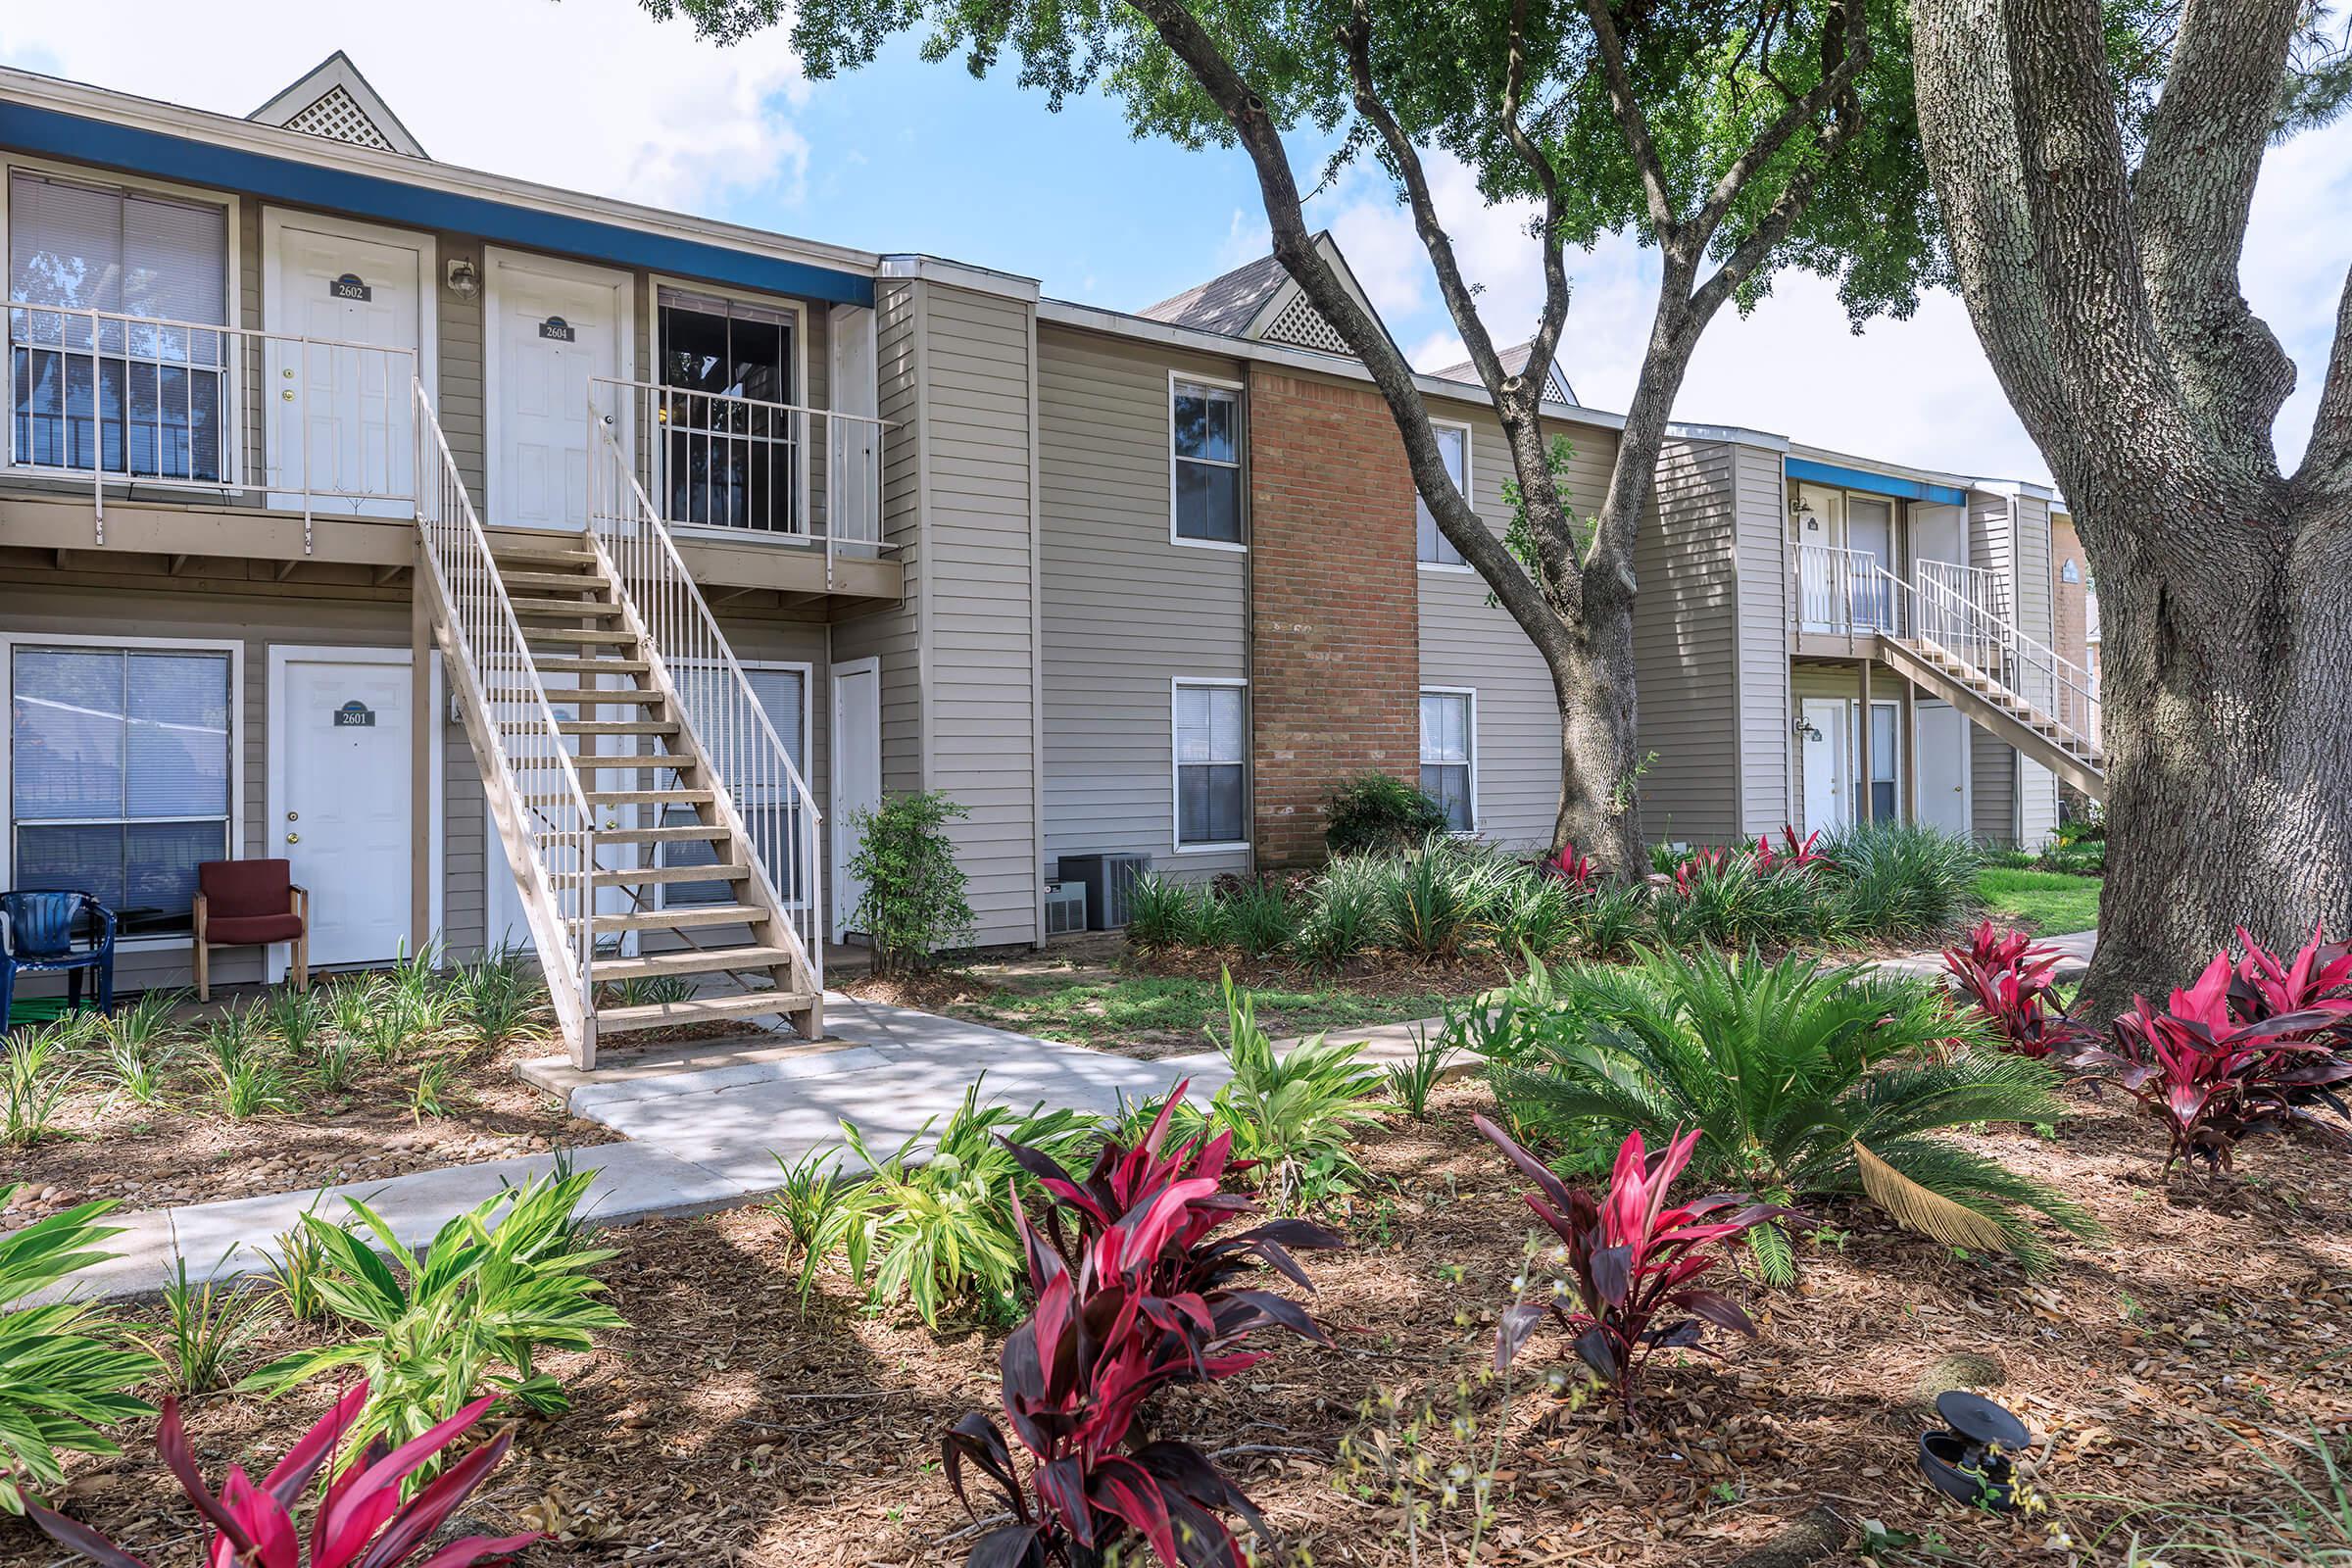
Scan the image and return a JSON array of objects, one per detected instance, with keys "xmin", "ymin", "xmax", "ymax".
[
  {"xmin": 1174, "ymin": 682, "xmax": 1246, "ymax": 845},
  {"xmin": 1415, "ymin": 426, "xmax": 1470, "ymax": 565},
  {"xmin": 1419, "ymin": 690, "xmax": 1474, "ymax": 832}
]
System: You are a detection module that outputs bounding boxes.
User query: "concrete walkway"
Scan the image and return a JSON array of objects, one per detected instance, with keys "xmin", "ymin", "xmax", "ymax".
[{"xmin": 35, "ymin": 932, "xmax": 2094, "ymax": 1305}]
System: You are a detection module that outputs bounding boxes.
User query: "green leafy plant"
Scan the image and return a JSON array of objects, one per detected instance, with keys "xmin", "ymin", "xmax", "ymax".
[
  {"xmin": 389, "ymin": 934, "xmax": 457, "ymax": 1035},
  {"xmin": 1490, "ymin": 946, "xmax": 2099, "ymax": 1280},
  {"xmin": 1816, "ymin": 819, "xmax": 1984, "ymax": 939},
  {"xmin": 265, "ymin": 985, "xmax": 328, "ymax": 1061},
  {"xmin": 1204, "ymin": 972, "xmax": 1388, "ymax": 1208},
  {"xmin": 768, "ymin": 1146, "xmax": 850, "ymax": 1268},
  {"xmin": 1325, "ymin": 770, "xmax": 1449, "ymax": 857},
  {"xmin": 850, "ymin": 790, "xmax": 976, "ymax": 978},
  {"xmin": 142, "ymin": 1254, "xmax": 285, "ymax": 1396},
  {"xmin": 1386, "ymin": 1026, "xmax": 1453, "ymax": 1119},
  {"xmin": 327, "ymin": 973, "xmax": 384, "ymax": 1053},
  {"xmin": 261, "ymin": 1199, "xmax": 343, "ymax": 1324},
  {"xmin": 0, "ymin": 1191, "xmax": 157, "ymax": 1511},
  {"xmin": 412, "ymin": 1057, "xmax": 457, "ymax": 1123},
  {"xmin": 101, "ymin": 989, "xmax": 183, "ymax": 1104},
  {"xmin": 246, "ymin": 1169, "xmax": 624, "ymax": 1452},
  {"xmin": 452, "ymin": 943, "xmax": 546, "ymax": 1049},
  {"xmin": 1296, "ymin": 856, "xmax": 1384, "ymax": 970},
  {"xmin": 1123, "ymin": 872, "xmax": 1196, "ymax": 952},
  {"xmin": 1220, "ymin": 875, "xmax": 1298, "ymax": 959},
  {"xmin": 1380, "ymin": 844, "xmax": 1510, "ymax": 959},
  {"xmin": 201, "ymin": 1026, "xmax": 298, "ymax": 1120},
  {"xmin": 1, "ymin": 1030, "xmax": 76, "ymax": 1147}
]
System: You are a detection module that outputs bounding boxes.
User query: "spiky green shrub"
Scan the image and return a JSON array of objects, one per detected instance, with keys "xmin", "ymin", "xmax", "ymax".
[
  {"xmin": 451, "ymin": 943, "xmax": 547, "ymax": 1049},
  {"xmin": 1202, "ymin": 971, "xmax": 1387, "ymax": 1208},
  {"xmin": 1220, "ymin": 877, "xmax": 1298, "ymax": 960},
  {"xmin": 1379, "ymin": 843, "xmax": 1512, "ymax": 959},
  {"xmin": 0, "ymin": 1193, "xmax": 157, "ymax": 1511},
  {"xmin": 1489, "ymin": 946, "xmax": 2098, "ymax": 1279},
  {"xmin": 1, "ymin": 1030, "xmax": 76, "ymax": 1147},
  {"xmin": 1122, "ymin": 872, "xmax": 1196, "ymax": 951},
  {"xmin": 1296, "ymin": 855, "xmax": 1385, "ymax": 969},
  {"xmin": 1816, "ymin": 819, "xmax": 1983, "ymax": 939}
]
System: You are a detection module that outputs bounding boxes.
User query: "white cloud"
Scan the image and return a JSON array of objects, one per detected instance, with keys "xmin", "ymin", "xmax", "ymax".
[
  {"xmin": 1307, "ymin": 124, "xmax": 2352, "ymax": 486},
  {"xmin": 1215, "ymin": 207, "xmax": 1270, "ymax": 270},
  {"xmin": 0, "ymin": 0, "xmax": 811, "ymax": 212}
]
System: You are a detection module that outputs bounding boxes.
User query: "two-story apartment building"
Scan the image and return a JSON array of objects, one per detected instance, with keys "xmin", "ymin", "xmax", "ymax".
[{"xmin": 0, "ymin": 55, "xmax": 2099, "ymax": 1066}]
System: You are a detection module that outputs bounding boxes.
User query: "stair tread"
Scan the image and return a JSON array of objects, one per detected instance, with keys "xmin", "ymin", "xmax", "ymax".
[
  {"xmin": 594, "ymin": 862, "xmax": 750, "ymax": 887},
  {"xmin": 597, "ymin": 989, "xmax": 817, "ymax": 1033},
  {"xmin": 498, "ymin": 569, "xmax": 610, "ymax": 592},
  {"xmin": 559, "ymin": 719, "xmax": 679, "ymax": 735},
  {"xmin": 588, "ymin": 788, "xmax": 713, "ymax": 806},
  {"xmin": 587, "ymin": 903, "xmax": 765, "ymax": 933},
  {"xmin": 596, "ymin": 823, "xmax": 728, "ymax": 845},
  {"xmin": 511, "ymin": 597, "xmax": 623, "ymax": 617},
  {"xmin": 597, "ymin": 946, "xmax": 799, "ymax": 980},
  {"xmin": 535, "ymin": 657, "xmax": 651, "ymax": 674},
  {"xmin": 524, "ymin": 629, "xmax": 638, "ymax": 645},
  {"xmin": 528, "ymin": 688, "xmax": 662, "ymax": 705}
]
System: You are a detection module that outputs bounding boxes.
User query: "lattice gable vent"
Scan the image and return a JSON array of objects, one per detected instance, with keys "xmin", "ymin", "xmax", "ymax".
[
  {"xmin": 281, "ymin": 86, "xmax": 398, "ymax": 153},
  {"xmin": 1259, "ymin": 291, "xmax": 1354, "ymax": 356}
]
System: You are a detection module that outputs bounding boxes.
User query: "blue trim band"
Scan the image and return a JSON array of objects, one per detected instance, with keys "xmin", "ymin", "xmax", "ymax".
[
  {"xmin": 1787, "ymin": 457, "xmax": 1969, "ymax": 507},
  {"xmin": 0, "ymin": 103, "xmax": 876, "ymax": 309}
]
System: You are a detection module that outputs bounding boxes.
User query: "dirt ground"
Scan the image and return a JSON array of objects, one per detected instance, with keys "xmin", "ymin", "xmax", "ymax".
[
  {"xmin": 0, "ymin": 1029, "xmax": 615, "ymax": 1223},
  {"xmin": 22, "ymin": 1076, "xmax": 2351, "ymax": 1567}
]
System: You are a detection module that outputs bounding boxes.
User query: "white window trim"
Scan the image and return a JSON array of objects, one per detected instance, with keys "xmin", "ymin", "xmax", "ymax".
[
  {"xmin": 1419, "ymin": 685, "xmax": 1479, "ymax": 835},
  {"xmin": 656, "ymin": 659, "xmax": 814, "ymax": 910},
  {"xmin": 2, "ymin": 157, "xmax": 245, "ymax": 495},
  {"xmin": 1859, "ymin": 697, "xmax": 1904, "ymax": 824},
  {"xmin": 0, "ymin": 631, "xmax": 245, "ymax": 951},
  {"xmin": 1416, "ymin": 419, "xmax": 1479, "ymax": 573},
  {"xmin": 1168, "ymin": 368, "xmax": 1248, "ymax": 553},
  {"xmin": 1169, "ymin": 675, "xmax": 1250, "ymax": 855},
  {"xmin": 263, "ymin": 644, "xmax": 444, "ymax": 978},
  {"xmin": 651, "ymin": 273, "xmax": 812, "ymax": 543}
]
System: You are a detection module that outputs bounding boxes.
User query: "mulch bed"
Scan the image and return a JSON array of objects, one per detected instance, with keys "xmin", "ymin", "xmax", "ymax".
[
  {"xmin": 0, "ymin": 1031, "xmax": 615, "ymax": 1224},
  {"xmin": 24, "ymin": 1077, "xmax": 2352, "ymax": 1566}
]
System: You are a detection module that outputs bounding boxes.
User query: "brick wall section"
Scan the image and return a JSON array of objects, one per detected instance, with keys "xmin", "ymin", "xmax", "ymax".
[{"xmin": 1246, "ymin": 368, "xmax": 1421, "ymax": 867}]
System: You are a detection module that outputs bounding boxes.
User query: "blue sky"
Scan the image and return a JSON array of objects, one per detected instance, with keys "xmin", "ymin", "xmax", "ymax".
[{"xmin": 9, "ymin": 0, "xmax": 2350, "ymax": 485}]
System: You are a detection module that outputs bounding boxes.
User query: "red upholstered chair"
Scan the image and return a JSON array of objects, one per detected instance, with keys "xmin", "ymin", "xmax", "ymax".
[{"xmin": 193, "ymin": 859, "xmax": 310, "ymax": 1003}]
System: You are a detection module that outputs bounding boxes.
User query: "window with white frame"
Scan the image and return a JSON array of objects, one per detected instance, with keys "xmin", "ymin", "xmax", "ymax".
[
  {"xmin": 658, "ymin": 663, "xmax": 809, "ymax": 906},
  {"xmin": 1419, "ymin": 689, "xmax": 1475, "ymax": 832},
  {"xmin": 1171, "ymin": 378, "xmax": 1243, "ymax": 545},
  {"xmin": 8, "ymin": 171, "xmax": 232, "ymax": 483},
  {"xmin": 1173, "ymin": 680, "xmax": 1247, "ymax": 847},
  {"xmin": 9, "ymin": 643, "xmax": 234, "ymax": 936},
  {"xmin": 656, "ymin": 286, "xmax": 799, "ymax": 533},
  {"xmin": 1415, "ymin": 424, "xmax": 1471, "ymax": 565}
]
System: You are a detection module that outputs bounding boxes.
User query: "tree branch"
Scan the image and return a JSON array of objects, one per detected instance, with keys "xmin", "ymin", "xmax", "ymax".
[
  {"xmin": 1688, "ymin": 0, "xmax": 1865, "ymax": 250},
  {"xmin": 1500, "ymin": 0, "xmax": 1575, "ymax": 415},
  {"xmin": 1582, "ymin": 0, "xmax": 1683, "ymax": 250},
  {"xmin": 2131, "ymin": 0, "xmax": 2301, "ymax": 476},
  {"xmin": 2294, "ymin": 263, "xmax": 2352, "ymax": 495}
]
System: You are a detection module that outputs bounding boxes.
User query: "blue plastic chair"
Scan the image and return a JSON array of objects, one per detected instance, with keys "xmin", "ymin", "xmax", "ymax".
[{"xmin": 0, "ymin": 890, "xmax": 117, "ymax": 1034}]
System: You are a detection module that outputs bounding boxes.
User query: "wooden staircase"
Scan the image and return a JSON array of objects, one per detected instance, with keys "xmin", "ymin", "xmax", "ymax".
[
  {"xmin": 475, "ymin": 539, "xmax": 822, "ymax": 1048},
  {"xmin": 1882, "ymin": 634, "xmax": 2107, "ymax": 803}
]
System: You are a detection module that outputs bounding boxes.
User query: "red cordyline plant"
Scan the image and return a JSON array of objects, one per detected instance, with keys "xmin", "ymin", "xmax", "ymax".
[
  {"xmin": 2073, "ymin": 947, "xmax": 2352, "ymax": 1173},
  {"xmin": 2227, "ymin": 927, "xmax": 2352, "ymax": 1038},
  {"xmin": 1750, "ymin": 825, "xmax": 1835, "ymax": 874},
  {"xmin": 1671, "ymin": 846, "xmax": 1731, "ymax": 898},
  {"xmin": 1475, "ymin": 1115, "xmax": 1796, "ymax": 1426},
  {"xmin": 945, "ymin": 1088, "xmax": 1340, "ymax": 1567},
  {"xmin": 1536, "ymin": 843, "xmax": 1596, "ymax": 893},
  {"xmin": 27, "ymin": 1382, "xmax": 538, "ymax": 1568},
  {"xmin": 1942, "ymin": 920, "xmax": 2094, "ymax": 1061}
]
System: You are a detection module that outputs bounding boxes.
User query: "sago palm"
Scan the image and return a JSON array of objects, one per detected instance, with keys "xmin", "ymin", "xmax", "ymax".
[{"xmin": 1490, "ymin": 945, "xmax": 2099, "ymax": 1280}]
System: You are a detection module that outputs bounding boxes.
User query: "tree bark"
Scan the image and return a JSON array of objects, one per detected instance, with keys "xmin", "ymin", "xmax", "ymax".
[{"xmin": 1914, "ymin": 0, "xmax": 2352, "ymax": 1009}]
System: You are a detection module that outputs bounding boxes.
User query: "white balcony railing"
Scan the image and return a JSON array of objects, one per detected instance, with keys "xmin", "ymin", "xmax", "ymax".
[
  {"xmin": 6, "ymin": 303, "xmax": 421, "ymax": 549},
  {"xmin": 1796, "ymin": 543, "xmax": 1898, "ymax": 634}
]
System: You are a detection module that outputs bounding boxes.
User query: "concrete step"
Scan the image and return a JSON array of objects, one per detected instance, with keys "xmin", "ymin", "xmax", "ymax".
[{"xmin": 597, "ymin": 989, "xmax": 817, "ymax": 1035}]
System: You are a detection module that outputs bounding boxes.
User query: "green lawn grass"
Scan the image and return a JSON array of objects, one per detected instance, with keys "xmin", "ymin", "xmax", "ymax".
[
  {"xmin": 944, "ymin": 971, "xmax": 1457, "ymax": 1056},
  {"xmin": 1974, "ymin": 867, "xmax": 2101, "ymax": 934}
]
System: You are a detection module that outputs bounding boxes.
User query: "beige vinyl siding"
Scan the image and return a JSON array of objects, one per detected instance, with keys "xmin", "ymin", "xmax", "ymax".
[
  {"xmin": 2008, "ymin": 492, "xmax": 2060, "ymax": 846},
  {"xmin": 914, "ymin": 281, "xmax": 1041, "ymax": 947},
  {"xmin": 1968, "ymin": 490, "xmax": 2019, "ymax": 843},
  {"xmin": 1638, "ymin": 438, "xmax": 1741, "ymax": 847},
  {"xmin": 1038, "ymin": 325, "xmax": 1250, "ymax": 883},
  {"xmin": 1733, "ymin": 445, "xmax": 1792, "ymax": 835},
  {"xmin": 1416, "ymin": 406, "xmax": 1614, "ymax": 851},
  {"xmin": 435, "ymin": 236, "xmax": 487, "ymax": 499},
  {"xmin": 0, "ymin": 562, "xmax": 479, "ymax": 992},
  {"xmin": 832, "ymin": 278, "xmax": 925, "ymax": 799}
]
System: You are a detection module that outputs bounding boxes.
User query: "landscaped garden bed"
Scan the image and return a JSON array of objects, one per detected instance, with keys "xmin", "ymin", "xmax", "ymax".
[{"xmin": 0, "ymin": 950, "xmax": 615, "ymax": 1221}]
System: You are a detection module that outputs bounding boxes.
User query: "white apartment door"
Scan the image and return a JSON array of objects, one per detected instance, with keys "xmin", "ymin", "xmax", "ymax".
[
  {"xmin": 1799, "ymin": 697, "xmax": 1851, "ymax": 836},
  {"xmin": 488, "ymin": 251, "xmax": 630, "ymax": 529},
  {"xmin": 1915, "ymin": 700, "xmax": 1973, "ymax": 838},
  {"xmin": 827, "ymin": 303, "xmax": 880, "ymax": 547},
  {"xmin": 831, "ymin": 659, "xmax": 881, "ymax": 940},
  {"xmin": 264, "ymin": 212, "xmax": 433, "ymax": 517},
  {"xmin": 270, "ymin": 649, "xmax": 433, "ymax": 972},
  {"xmin": 1846, "ymin": 497, "xmax": 1895, "ymax": 630}
]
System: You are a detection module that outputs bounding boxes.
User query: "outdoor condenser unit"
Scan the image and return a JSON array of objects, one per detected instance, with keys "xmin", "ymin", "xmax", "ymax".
[
  {"xmin": 1054, "ymin": 852, "xmax": 1152, "ymax": 930},
  {"xmin": 1044, "ymin": 879, "xmax": 1089, "ymax": 937}
]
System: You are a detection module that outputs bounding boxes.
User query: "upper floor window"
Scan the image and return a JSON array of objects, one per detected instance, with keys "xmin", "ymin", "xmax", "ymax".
[
  {"xmin": 1171, "ymin": 377, "xmax": 1243, "ymax": 546},
  {"xmin": 657, "ymin": 287, "xmax": 799, "ymax": 533},
  {"xmin": 7, "ymin": 171, "xmax": 230, "ymax": 483},
  {"xmin": 1419, "ymin": 688, "xmax": 1475, "ymax": 832},
  {"xmin": 1415, "ymin": 423, "xmax": 1471, "ymax": 566},
  {"xmin": 2060, "ymin": 558, "xmax": 2082, "ymax": 584}
]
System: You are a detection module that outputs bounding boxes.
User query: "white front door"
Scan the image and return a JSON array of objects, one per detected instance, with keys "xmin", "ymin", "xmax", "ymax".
[
  {"xmin": 270, "ymin": 649, "xmax": 435, "ymax": 971},
  {"xmin": 487, "ymin": 251, "xmax": 629, "ymax": 530},
  {"xmin": 831, "ymin": 659, "xmax": 881, "ymax": 940},
  {"xmin": 1799, "ymin": 697, "xmax": 1851, "ymax": 836},
  {"xmin": 1915, "ymin": 700, "xmax": 1973, "ymax": 838},
  {"xmin": 264, "ymin": 212, "xmax": 433, "ymax": 517},
  {"xmin": 828, "ymin": 303, "xmax": 879, "ymax": 546}
]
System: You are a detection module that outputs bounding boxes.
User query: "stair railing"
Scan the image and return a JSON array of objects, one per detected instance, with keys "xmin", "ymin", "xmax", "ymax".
[
  {"xmin": 410, "ymin": 379, "xmax": 599, "ymax": 1060},
  {"xmin": 583, "ymin": 385, "xmax": 824, "ymax": 996},
  {"xmin": 1884, "ymin": 564, "xmax": 2103, "ymax": 759}
]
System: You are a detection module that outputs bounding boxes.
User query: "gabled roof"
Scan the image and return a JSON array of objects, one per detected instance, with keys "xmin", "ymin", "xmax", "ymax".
[
  {"xmin": 1139, "ymin": 231, "xmax": 1403, "ymax": 362},
  {"xmin": 248, "ymin": 51, "xmax": 426, "ymax": 159},
  {"xmin": 1431, "ymin": 341, "xmax": 1579, "ymax": 407}
]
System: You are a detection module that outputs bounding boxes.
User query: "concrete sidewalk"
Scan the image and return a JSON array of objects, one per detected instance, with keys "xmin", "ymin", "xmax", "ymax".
[{"xmin": 32, "ymin": 932, "xmax": 2092, "ymax": 1305}]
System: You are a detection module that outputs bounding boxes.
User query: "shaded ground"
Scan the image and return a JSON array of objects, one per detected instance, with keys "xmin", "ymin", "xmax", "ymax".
[
  {"xmin": 1975, "ymin": 869, "xmax": 2104, "ymax": 935},
  {"xmin": 26, "ymin": 1076, "xmax": 2352, "ymax": 1567}
]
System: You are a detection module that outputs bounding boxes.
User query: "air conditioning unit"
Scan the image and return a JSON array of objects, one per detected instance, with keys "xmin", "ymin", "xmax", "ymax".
[
  {"xmin": 1054, "ymin": 852, "xmax": 1152, "ymax": 930},
  {"xmin": 1044, "ymin": 879, "xmax": 1088, "ymax": 937}
]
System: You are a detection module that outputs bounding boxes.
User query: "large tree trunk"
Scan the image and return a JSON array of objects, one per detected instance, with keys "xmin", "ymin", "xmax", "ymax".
[
  {"xmin": 1551, "ymin": 592, "xmax": 1646, "ymax": 872},
  {"xmin": 1914, "ymin": 0, "xmax": 2352, "ymax": 1009}
]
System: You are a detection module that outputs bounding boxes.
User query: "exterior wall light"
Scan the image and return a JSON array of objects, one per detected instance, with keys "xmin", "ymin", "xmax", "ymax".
[{"xmin": 446, "ymin": 258, "xmax": 481, "ymax": 301}]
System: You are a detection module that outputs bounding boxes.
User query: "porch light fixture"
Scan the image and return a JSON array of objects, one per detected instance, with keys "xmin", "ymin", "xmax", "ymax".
[{"xmin": 446, "ymin": 257, "xmax": 481, "ymax": 301}]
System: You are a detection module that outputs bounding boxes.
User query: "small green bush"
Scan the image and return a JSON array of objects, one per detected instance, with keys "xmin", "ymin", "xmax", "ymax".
[
  {"xmin": 1296, "ymin": 857, "xmax": 1384, "ymax": 970},
  {"xmin": 1324, "ymin": 771, "xmax": 1449, "ymax": 857},
  {"xmin": 851, "ymin": 791, "xmax": 976, "ymax": 978},
  {"xmin": 1123, "ymin": 872, "xmax": 1195, "ymax": 951},
  {"xmin": 1220, "ymin": 877, "xmax": 1298, "ymax": 959},
  {"xmin": 0, "ymin": 1193, "xmax": 157, "ymax": 1512}
]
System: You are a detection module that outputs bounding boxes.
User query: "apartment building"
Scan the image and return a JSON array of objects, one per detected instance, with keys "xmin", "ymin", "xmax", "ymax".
[{"xmin": 0, "ymin": 55, "xmax": 2099, "ymax": 1065}]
